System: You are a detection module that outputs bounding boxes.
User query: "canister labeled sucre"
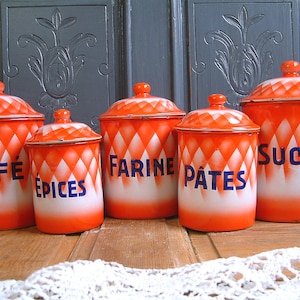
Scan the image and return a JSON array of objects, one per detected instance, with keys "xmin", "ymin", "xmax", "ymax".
[
  {"xmin": 99, "ymin": 82, "xmax": 185, "ymax": 219},
  {"xmin": 26, "ymin": 109, "xmax": 104, "ymax": 234},
  {"xmin": 176, "ymin": 94, "xmax": 260, "ymax": 231},
  {"xmin": 241, "ymin": 60, "xmax": 300, "ymax": 222},
  {"xmin": 0, "ymin": 82, "xmax": 44, "ymax": 229}
]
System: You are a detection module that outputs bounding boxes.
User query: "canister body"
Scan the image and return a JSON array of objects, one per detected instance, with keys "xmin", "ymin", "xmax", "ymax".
[
  {"xmin": 27, "ymin": 141, "xmax": 104, "ymax": 233},
  {"xmin": 242, "ymin": 101, "xmax": 300, "ymax": 221},
  {"xmin": 0, "ymin": 118, "xmax": 43, "ymax": 229},
  {"xmin": 177, "ymin": 131, "xmax": 258, "ymax": 231},
  {"xmin": 101, "ymin": 117, "xmax": 181, "ymax": 219}
]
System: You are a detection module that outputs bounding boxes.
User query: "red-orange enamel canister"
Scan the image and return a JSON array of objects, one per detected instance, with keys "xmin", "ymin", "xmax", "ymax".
[
  {"xmin": 176, "ymin": 94, "xmax": 260, "ymax": 231},
  {"xmin": 0, "ymin": 82, "xmax": 44, "ymax": 229},
  {"xmin": 241, "ymin": 60, "xmax": 300, "ymax": 222},
  {"xmin": 99, "ymin": 82, "xmax": 185, "ymax": 219},
  {"xmin": 26, "ymin": 109, "xmax": 104, "ymax": 234}
]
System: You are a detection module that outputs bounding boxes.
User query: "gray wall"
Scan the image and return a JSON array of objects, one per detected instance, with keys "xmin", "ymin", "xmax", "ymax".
[{"xmin": 1, "ymin": 0, "xmax": 299, "ymax": 131}]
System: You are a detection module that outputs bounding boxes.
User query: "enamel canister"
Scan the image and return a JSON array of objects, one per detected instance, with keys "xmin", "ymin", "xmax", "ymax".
[
  {"xmin": 99, "ymin": 82, "xmax": 185, "ymax": 219},
  {"xmin": 26, "ymin": 109, "xmax": 104, "ymax": 234},
  {"xmin": 0, "ymin": 82, "xmax": 44, "ymax": 229},
  {"xmin": 176, "ymin": 94, "xmax": 260, "ymax": 231},
  {"xmin": 241, "ymin": 60, "xmax": 300, "ymax": 222}
]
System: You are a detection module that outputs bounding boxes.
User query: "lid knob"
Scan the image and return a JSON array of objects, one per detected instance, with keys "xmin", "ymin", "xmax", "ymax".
[
  {"xmin": 0, "ymin": 82, "xmax": 5, "ymax": 94},
  {"xmin": 133, "ymin": 82, "xmax": 151, "ymax": 98},
  {"xmin": 54, "ymin": 109, "xmax": 71, "ymax": 123},
  {"xmin": 281, "ymin": 60, "xmax": 300, "ymax": 77},
  {"xmin": 208, "ymin": 94, "xmax": 226, "ymax": 109}
]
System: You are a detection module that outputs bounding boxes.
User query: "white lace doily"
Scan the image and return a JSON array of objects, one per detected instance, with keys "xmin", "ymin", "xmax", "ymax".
[{"xmin": 1, "ymin": 247, "xmax": 300, "ymax": 299}]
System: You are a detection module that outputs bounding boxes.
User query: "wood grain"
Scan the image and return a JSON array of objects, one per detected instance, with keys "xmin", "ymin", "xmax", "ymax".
[
  {"xmin": 188, "ymin": 230, "xmax": 220, "ymax": 261},
  {"xmin": 68, "ymin": 226, "xmax": 101, "ymax": 261},
  {"xmin": 2, "ymin": 219, "xmax": 300, "ymax": 281},
  {"xmin": 70, "ymin": 217, "xmax": 198, "ymax": 269},
  {"xmin": 208, "ymin": 221, "xmax": 300, "ymax": 259},
  {"xmin": 0, "ymin": 227, "xmax": 78, "ymax": 280}
]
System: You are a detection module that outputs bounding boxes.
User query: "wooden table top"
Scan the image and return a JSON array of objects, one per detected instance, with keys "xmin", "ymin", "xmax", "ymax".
[{"xmin": 1, "ymin": 217, "xmax": 300, "ymax": 281}]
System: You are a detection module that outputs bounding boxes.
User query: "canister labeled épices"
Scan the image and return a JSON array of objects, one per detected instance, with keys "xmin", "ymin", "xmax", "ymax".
[
  {"xmin": 26, "ymin": 109, "xmax": 104, "ymax": 234},
  {"xmin": 176, "ymin": 94, "xmax": 260, "ymax": 231},
  {"xmin": 0, "ymin": 82, "xmax": 44, "ymax": 229},
  {"xmin": 241, "ymin": 60, "xmax": 300, "ymax": 222},
  {"xmin": 99, "ymin": 82, "xmax": 185, "ymax": 219}
]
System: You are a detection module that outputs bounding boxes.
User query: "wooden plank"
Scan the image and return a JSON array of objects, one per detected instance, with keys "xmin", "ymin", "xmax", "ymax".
[
  {"xmin": 68, "ymin": 226, "xmax": 101, "ymax": 261},
  {"xmin": 208, "ymin": 221, "xmax": 300, "ymax": 259},
  {"xmin": 188, "ymin": 230, "xmax": 220, "ymax": 262},
  {"xmin": 0, "ymin": 227, "xmax": 79, "ymax": 280},
  {"xmin": 71, "ymin": 217, "xmax": 197, "ymax": 269},
  {"xmin": 4, "ymin": 219, "xmax": 300, "ymax": 281},
  {"xmin": 165, "ymin": 218, "xmax": 198, "ymax": 266}
]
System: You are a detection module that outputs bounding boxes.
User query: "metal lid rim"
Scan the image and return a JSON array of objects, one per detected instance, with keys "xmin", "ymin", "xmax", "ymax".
[{"xmin": 26, "ymin": 137, "xmax": 102, "ymax": 145}]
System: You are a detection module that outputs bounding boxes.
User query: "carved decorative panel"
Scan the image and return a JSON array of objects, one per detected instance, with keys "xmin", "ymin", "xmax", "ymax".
[
  {"xmin": 1, "ymin": 0, "xmax": 300, "ymax": 118},
  {"xmin": 188, "ymin": 1, "xmax": 299, "ymax": 110},
  {"xmin": 1, "ymin": 0, "xmax": 116, "ymax": 131}
]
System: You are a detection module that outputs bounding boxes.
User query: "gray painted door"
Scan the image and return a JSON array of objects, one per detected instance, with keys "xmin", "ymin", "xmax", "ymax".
[{"xmin": 1, "ymin": 0, "xmax": 299, "ymax": 131}]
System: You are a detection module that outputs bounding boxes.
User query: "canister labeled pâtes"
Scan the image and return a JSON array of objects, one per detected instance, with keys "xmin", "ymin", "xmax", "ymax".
[
  {"xmin": 0, "ymin": 82, "xmax": 44, "ymax": 229},
  {"xmin": 99, "ymin": 82, "xmax": 185, "ymax": 219},
  {"xmin": 241, "ymin": 60, "xmax": 300, "ymax": 222},
  {"xmin": 176, "ymin": 94, "xmax": 260, "ymax": 231},
  {"xmin": 26, "ymin": 109, "xmax": 103, "ymax": 234}
]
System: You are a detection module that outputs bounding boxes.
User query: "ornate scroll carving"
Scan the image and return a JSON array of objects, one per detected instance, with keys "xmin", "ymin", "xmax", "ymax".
[
  {"xmin": 18, "ymin": 8, "xmax": 97, "ymax": 114},
  {"xmin": 205, "ymin": 5, "xmax": 283, "ymax": 108}
]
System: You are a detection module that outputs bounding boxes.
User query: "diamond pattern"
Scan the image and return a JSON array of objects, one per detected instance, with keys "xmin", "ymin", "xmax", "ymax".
[
  {"xmin": 27, "ymin": 122, "xmax": 101, "ymax": 143},
  {"xmin": 99, "ymin": 94, "xmax": 184, "ymax": 214},
  {"xmin": 28, "ymin": 142, "xmax": 102, "ymax": 194},
  {"xmin": 0, "ymin": 95, "xmax": 43, "ymax": 117},
  {"xmin": 100, "ymin": 98, "xmax": 185, "ymax": 117},
  {"xmin": 0, "ymin": 120, "xmax": 43, "ymax": 192},
  {"xmin": 176, "ymin": 109, "xmax": 259, "ymax": 132},
  {"xmin": 243, "ymin": 102, "xmax": 300, "ymax": 181},
  {"xmin": 244, "ymin": 78, "xmax": 300, "ymax": 100},
  {"xmin": 240, "ymin": 62, "xmax": 300, "ymax": 219},
  {"xmin": 100, "ymin": 117, "xmax": 181, "ymax": 190},
  {"xmin": 177, "ymin": 132, "xmax": 258, "ymax": 195}
]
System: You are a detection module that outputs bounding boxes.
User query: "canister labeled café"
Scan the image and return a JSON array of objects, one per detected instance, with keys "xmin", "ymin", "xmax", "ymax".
[
  {"xmin": 26, "ymin": 109, "xmax": 104, "ymax": 234},
  {"xmin": 241, "ymin": 60, "xmax": 300, "ymax": 222},
  {"xmin": 0, "ymin": 82, "xmax": 44, "ymax": 229},
  {"xmin": 176, "ymin": 94, "xmax": 260, "ymax": 231},
  {"xmin": 99, "ymin": 82, "xmax": 185, "ymax": 219}
]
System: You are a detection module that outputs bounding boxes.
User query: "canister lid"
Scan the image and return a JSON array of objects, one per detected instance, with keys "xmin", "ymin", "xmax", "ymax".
[
  {"xmin": 176, "ymin": 94, "xmax": 260, "ymax": 133},
  {"xmin": 99, "ymin": 82, "xmax": 185, "ymax": 119},
  {"xmin": 26, "ymin": 109, "xmax": 101, "ymax": 145},
  {"xmin": 241, "ymin": 60, "xmax": 300, "ymax": 104},
  {"xmin": 0, "ymin": 82, "xmax": 44, "ymax": 119}
]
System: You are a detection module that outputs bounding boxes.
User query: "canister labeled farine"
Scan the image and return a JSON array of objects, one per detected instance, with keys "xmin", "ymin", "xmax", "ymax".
[
  {"xmin": 241, "ymin": 60, "xmax": 300, "ymax": 222},
  {"xmin": 99, "ymin": 82, "xmax": 185, "ymax": 219},
  {"xmin": 26, "ymin": 109, "xmax": 104, "ymax": 234},
  {"xmin": 0, "ymin": 82, "xmax": 44, "ymax": 229},
  {"xmin": 176, "ymin": 94, "xmax": 260, "ymax": 231}
]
